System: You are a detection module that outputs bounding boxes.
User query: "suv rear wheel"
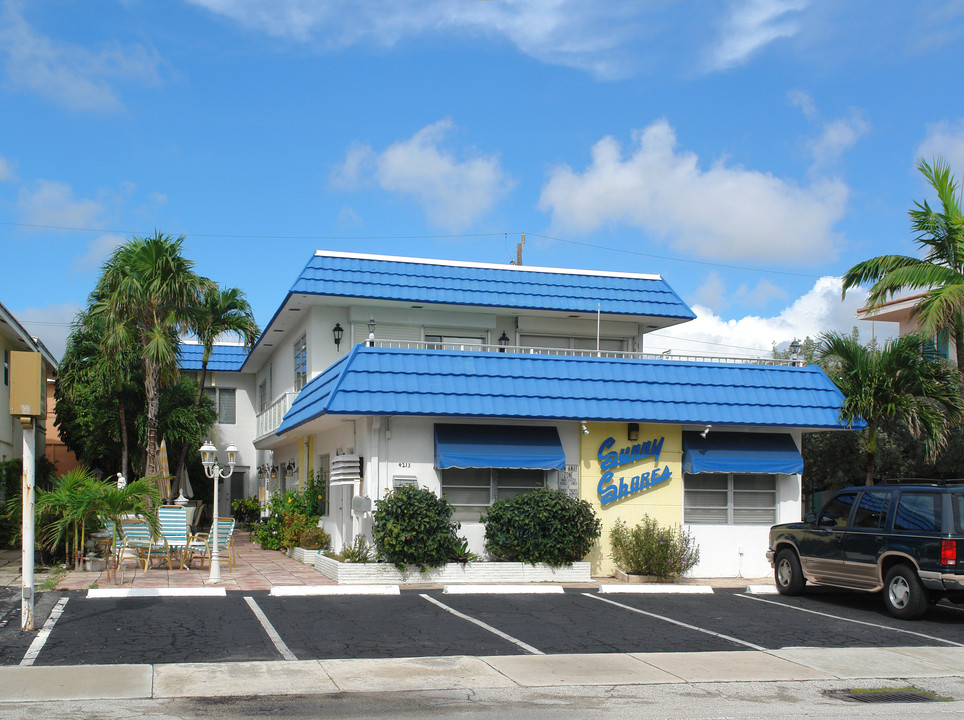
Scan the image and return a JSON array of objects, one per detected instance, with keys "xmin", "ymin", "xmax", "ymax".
[
  {"xmin": 882, "ymin": 564, "xmax": 928, "ymax": 620},
  {"xmin": 774, "ymin": 548, "xmax": 805, "ymax": 595}
]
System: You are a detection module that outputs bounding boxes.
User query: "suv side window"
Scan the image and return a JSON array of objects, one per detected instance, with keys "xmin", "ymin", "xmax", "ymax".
[
  {"xmin": 852, "ymin": 490, "xmax": 891, "ymax": 529},
  {"xmin": 953, "ymin": 493, "xmax": 964, "ymax": 533},
  {"xmin": 819, "ymin": 492, "xmax": 858, "ymax": 528},
  {"xmin": 894, "ymin": 492, "xmax": 942, "ymax": 533}
]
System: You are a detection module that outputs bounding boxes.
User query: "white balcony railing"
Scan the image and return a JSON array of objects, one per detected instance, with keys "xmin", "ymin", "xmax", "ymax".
[{"xmin": 255, "ymin": 391, "xmax": 299, "ymax": 440}]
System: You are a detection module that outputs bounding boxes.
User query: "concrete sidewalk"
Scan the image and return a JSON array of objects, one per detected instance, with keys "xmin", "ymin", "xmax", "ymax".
[{"xmin": 1, "ymin": 646, "xmax": 963, "ymax": 703}]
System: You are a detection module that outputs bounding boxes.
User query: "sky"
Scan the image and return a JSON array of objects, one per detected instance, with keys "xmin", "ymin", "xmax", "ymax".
[{"xmin": 3, "ymin": 0, "xmax": 964, "ymax": 362}]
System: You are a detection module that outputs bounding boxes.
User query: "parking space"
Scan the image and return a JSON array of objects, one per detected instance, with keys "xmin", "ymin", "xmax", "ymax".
[{"xmin": 11, "ymin": 585, "xmax": 964, "ymax": 667}]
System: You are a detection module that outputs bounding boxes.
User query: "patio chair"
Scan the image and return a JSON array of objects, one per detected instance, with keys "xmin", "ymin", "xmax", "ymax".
[
  {"xmin": 119, "ymin": 518, "xmax": 169, "ymax": 571},
  {"xmin": 158, "ymin": 505, "xmax": 194, "ymax": 570},
  {"xmin": 193, "ymin": 517, "xmax": 236, "ymax": 570}
]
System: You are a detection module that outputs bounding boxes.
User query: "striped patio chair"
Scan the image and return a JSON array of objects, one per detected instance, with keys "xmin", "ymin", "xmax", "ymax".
[
  {"xmin": 119, "ymin": 518, "xmax": 169, "ymax": 571},
  {"xmin": 193, "ymin": 517, "xmax": 236, "ymax": 570}
]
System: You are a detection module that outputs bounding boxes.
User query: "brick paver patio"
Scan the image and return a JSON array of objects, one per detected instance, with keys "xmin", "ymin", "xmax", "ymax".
[{"xmin": 54, "ymin": 532, "xmax": 335, "ymax": 591}]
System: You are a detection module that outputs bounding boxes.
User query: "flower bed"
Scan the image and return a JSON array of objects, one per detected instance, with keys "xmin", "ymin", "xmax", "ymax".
[{"xmin": 313, "ymin": 553, "xmax": 591, "ymax": 584}]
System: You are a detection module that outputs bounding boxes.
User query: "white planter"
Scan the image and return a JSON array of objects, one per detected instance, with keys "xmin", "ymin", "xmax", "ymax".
[
  {"xmin": 291, "ymin": 547, "xmax": 324, "ymax": 564},
  {"xmin": 313, "ymin": 553, "xmax": 591, "ymax": 584}
]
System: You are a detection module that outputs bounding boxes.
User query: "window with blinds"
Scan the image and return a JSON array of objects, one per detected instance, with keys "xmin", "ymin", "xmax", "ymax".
[
  {"xmin": 203, "ymin": 387, "xmax": 237, "ymax": 425},
  {"xmin": 442, "ymin": 468, "xmax": 546, "ymax": 522},
  {"xmin": 519, "ymin": 334, "xmax": 626, "ymax": 352},
  {"xmin": 683, "ymin": 473, "xmax": 776, "ymax": 525},
  {"xmin": 294, "ymin": 334, "xmax": 307, "ymax": 391}
]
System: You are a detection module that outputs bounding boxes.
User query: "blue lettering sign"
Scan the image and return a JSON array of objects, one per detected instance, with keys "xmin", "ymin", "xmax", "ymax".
[{"xmin": 596, "ymin": 434, "xmax": 671, "ymax": 505}]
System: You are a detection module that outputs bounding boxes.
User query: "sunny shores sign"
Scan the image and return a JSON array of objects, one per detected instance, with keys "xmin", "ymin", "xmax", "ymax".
[{"xmin": 596, "ymin": 435, "xmax": 672, "ymax": 506}]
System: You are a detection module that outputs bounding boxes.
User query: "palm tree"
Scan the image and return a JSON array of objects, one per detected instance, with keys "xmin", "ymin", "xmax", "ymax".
[
  {"xmin": 91, "ymin": 233, "xmax": 207, "ymax": 477},
  {"xmin": 170, "ymin": 285, "xmax": 260, "ymax": 494},
  {"xmin": 819, "ymin": 331, "xmax": 964, "ymax": 485},
  {"xmin": 842, "ymin": 157, "xmax": 964, "ymax": 374}
]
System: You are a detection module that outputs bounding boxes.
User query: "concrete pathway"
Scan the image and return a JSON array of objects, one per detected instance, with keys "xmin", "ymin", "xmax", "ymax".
[{"xmin": 1, "ymin": 647, "xmax": 963, "ymax": 703}]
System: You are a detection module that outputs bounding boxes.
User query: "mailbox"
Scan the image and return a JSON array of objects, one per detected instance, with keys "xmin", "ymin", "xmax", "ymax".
[{"xmin": 9, "ymin": 352, "xmax": 44, "ymax": 417}]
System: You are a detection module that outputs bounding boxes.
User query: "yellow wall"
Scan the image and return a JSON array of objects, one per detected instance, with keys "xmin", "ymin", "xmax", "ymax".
[{"xmin": 580, "ymin": 422, "xmax": 683, "ymax": 576}]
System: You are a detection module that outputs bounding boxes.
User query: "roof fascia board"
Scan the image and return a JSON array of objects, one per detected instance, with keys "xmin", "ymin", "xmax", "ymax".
[{"xmin": 313, "ymin": 249, "xmax": 663, "ymax": 281}]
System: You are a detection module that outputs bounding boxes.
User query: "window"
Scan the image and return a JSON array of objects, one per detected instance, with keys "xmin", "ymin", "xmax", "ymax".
[
  {"xmin": 818, "ymin": 492, "xmax": 858, "ymax": 528},
  {"xmin": 894, "ymin": 492, "xmax": 942, "ymax": 533},
  {"xmin": 683, "ymin": 473, "xmax": 777, "ymax": 525},
  {"xmin": 204, "ymin": 387, "xmax": 237, "ymax": 424},
  {"xmin": 853, "ymin": 491, "xmax": 891, "ymax": 529},
  {"xmin": 258, "ymin": 380, "xmax": 268, "ymax": 413},
  {"xmin": 520, "ymin": 334, "xmax": 626, "ymax": 352},
  {"xmin": 424, "ymin": 334, "xmax": 484, "ymax": 350},
  {"xmin": 294, "ymin": 334, "xmax": 307, "ymax": 391},
  {"xmin": 441, "ymin": 468, "xmax": 545, "ymax": 522}
]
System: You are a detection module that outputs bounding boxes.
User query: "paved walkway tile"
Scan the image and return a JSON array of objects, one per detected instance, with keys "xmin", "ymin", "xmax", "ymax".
[
  {"xmin": 481, "ymin": 652, "xmax": 680, "ymax": 686},
  {"xmin": 321, "ymin": 656, "xmax": 518, "ymax": 692},
  {"xmin": 53, "ymin": 533, "xmax": 337, "ymax": 592},
  {"xmin": 630, "ymin": 650, "xmax": 833, "ymax": 682},
  {"xmin": 770, "ymin": 647, "xmax": 954, "ymax": 678},
  {"xmin": 154, "ymin": 659, "xmax": 338, "ymax": 698}
]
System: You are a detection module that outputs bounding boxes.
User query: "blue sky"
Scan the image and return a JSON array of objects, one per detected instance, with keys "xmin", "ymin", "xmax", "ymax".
[{"xmin": 2, "ymin": 0, "xmax": 964, "ymax": 361}]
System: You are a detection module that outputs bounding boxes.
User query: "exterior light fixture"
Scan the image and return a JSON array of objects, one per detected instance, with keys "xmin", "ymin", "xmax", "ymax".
[
  {"xmin": 581, "ymin": 422, "xmax": 589, "ymax": 436},
  {"xmin": 367, "ymin": 316, "xmax": 376, "ymax": 346},
  {"xmin": 199, "ymin": 441, "xmax": 238, "ymax": 584},
  {"xmin": 332, "ymin": 323, "xmax": 344, "ymax": 351},
  {"xmin": 628, "ymin": 423, "xmax": 639, "ymax": 442},
  {"xmin": 700, "ymin": 425, "xmax": 711, "ymax": 439},
  {"xmin": 498, "ymin": 331, "xmax": 510, "ymax": 352},
  {"xmin": 789, "ymin": 338, "xmax": 801, "ymax": 364}
]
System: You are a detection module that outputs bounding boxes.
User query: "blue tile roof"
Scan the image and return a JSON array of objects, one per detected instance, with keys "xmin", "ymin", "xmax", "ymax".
[
  {"xmin": 179, "ymin": 343, "xmax": 249, "ymax": 372},
  {"xmin": 289, "ymin": 252, "xmax": 696, "ymax": 320},
  {"xmin": 277, "ymin": 346, "xmax": 858, "ymax": 435}
]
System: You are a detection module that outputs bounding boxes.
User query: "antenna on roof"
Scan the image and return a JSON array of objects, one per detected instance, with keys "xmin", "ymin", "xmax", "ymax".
[{"xmin": 510, "ymin": 232, "xmax": 525, "ymax": 265}]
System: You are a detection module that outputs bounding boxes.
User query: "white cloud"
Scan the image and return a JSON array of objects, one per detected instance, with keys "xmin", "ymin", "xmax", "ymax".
[
  {"xmin": 186, "ymin": 1, "xmax": 653, "ymax": 79},
  {"xmin": 13, "ymin": 301, "xmax": 82, "ymax": 362},
  {"xmin": 790, "ymin": 91, "xmax": 871, "ymax": 171},
  {"xmin": 644, "ymin": 276, "xmax": 891, "ymax": 358},
  {"xmin": 538, "ymin": 118, "xmax": 849, "ymax": 263},
  {"xmin": 0, "ymin": 154, "xmax": 15, "ymax": 181},
  {"xmin": 917, "ymin": 117, "xmax": 964, "ymax": 174},
  {"xmin": 18, "ymin": 180, "xmax": 105, "ymax": 228},
  {"xmin": 704, "ymin": 0, "xmax": 808, "ymax": 72},
  {"xmin": 331, "ymin": 119, "xmax": 514, "ymax": 231},
  {"xmin": 71, "ymin": 234, "xmax": 126, "ymax": 274},
  {"xmin": 0, "ymin": 0, "xmax": 161, "ymax": 112}
]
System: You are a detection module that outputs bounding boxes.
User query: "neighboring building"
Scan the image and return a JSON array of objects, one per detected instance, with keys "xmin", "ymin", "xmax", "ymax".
[
  {"xmin": 857, "ymin": 293, "xmax": 954, "ymax": 362},
  {"xmin": 45, "ymin": 375, "xmax": 81, "ymax": 475},
  {"xmin": 183, "ymin": 250, "xmax": 855, "ymax": 577},
  {"xmin": 0, "ymin": 301, "xmax": 58, "ymax": 472}
]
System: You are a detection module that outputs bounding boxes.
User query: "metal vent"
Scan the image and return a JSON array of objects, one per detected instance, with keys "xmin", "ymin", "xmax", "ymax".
[{"xmin": 824, "ymin": 688, "xmax": 946, "ymax": 704}]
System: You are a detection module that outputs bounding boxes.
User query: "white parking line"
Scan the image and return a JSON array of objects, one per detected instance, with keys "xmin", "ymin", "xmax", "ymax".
[
  {"xmin": 736, "ymin": 593, "xmax": 964, "ymax": 647},
  {"xmin": 443, "ymin": 585, "xmax": 564, "ymax": 594},
  {"xmin": 20, "ymin": 596, "xmax": 69, "ymax": 666},
  {"xmin": 419, "ymin": 594, "xmax": 544, "ymax": 655},
  {"xmin": 270, "ymin": 585, "xmax": 400, "ymax": 596},
  {"xmin": 244, "ymin": 596, "xmax": 298, "ymax": 661},
  {"xmin": 583, "ymin": 593, "xmax": 767, "ymax": 651}
]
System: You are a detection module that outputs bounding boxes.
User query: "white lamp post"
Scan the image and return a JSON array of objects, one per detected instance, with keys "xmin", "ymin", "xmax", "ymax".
[{"xmin": 199, "ymin": 440, "xmax": 237, "ymax": 584}]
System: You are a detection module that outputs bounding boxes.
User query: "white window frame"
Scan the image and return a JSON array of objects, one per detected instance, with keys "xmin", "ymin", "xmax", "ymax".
[
  {"xmin": 204, "ymin": 387, "xmax": 237, "ymax": 425},
  {"xmin": 441, "ymin": 468, "xmax": 546, "ymax": 521},
  {"xmin": 294, "ymin": 334, "xmax": 307, "ymax": 391},
  {"xmin": 683, "ymin": 473, "xmax": 777, "ymax": 525}
]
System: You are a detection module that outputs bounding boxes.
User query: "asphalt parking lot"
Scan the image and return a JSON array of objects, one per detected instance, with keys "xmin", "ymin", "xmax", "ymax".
[{"xmin": 7, "ymin": 586, "xmax": 964, "ymax": 667}]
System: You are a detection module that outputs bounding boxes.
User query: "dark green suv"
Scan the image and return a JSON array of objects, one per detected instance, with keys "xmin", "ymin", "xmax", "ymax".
[{"xmin": 767, "ymin": 482, "xmax": 964, "ymax": 619}]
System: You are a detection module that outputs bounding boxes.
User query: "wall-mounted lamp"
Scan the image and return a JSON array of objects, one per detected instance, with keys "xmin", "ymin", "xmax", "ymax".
[
  {"xmin": 627, "ymin": 423, "xmax": 639, "ymax": 442},
  {"xmin": 367, "ymin": 316, "xmax": 376, "ymax": 346},
  {"xmin": 498, "ymin": 331, "xmax": 510, "ymax": 353},
  {"xmin": 581, "ymin": 421, "xmax": 589, "ymax": 436},
  {"xmin": 332, "ymin": 322, "xmax": 344, "ymax": 351},
  {"xmin": 283, "ymin": 460, "xmax": 297, "ymax": 477},
  {"xmin": 700, "ymin": 425, "xmax": 712, "ymax": 439}
]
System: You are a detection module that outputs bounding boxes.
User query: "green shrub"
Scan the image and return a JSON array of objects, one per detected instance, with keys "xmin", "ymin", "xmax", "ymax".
[
  {"xmin": 482, "ymin": 488, "xmax": 601, "ymax": 567},
  {"xmin": 252, "ymin": 487, "xmax": 321, "ymax": 551},
  {"xmin": 338, "ymin": 534, "xmax": 375, "ymax": 563},
  {"xmin": 299, "ymin": 526, "xmax": 330, "ymax": 551},
  {"xmin": 280, "ymin": 512, "xmax": 316, "ymax": 550},
  {"xmin": 609, "ymin": 515, "xmax": 700, "ymax": 579},
  {"xmin": 231, "ymin": 497, "xmax": 261, "ymax": 530},
  {"xmin": 371, "ymin": 485, "xmax": 460, "ymax": 571}
]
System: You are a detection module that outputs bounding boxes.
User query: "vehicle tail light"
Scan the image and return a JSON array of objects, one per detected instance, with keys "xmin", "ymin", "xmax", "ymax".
[{"xmin": 942, "ymin": 539, "xmax": 957, "ymax": 566}]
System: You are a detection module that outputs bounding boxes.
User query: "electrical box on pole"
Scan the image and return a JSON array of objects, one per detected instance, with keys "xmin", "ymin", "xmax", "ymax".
[{"xmin": 11, "ymin": 351, "xmax": 42, "ymax": 632}]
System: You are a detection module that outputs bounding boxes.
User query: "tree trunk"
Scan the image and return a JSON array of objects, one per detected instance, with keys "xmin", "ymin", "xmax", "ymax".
[
  {"xmin": 119, "ymin": 399, "xmax": 129, "ymax": 480},
  {"xmin": 171, "ymin": 361, "xmax": 209, "ymax": 497},
  {"xmin": 144, "ymin": 358, "xmax": 161, "ymax": 478},
  {"xmin": 865, "ymin": 450, "xmax": 876, "ymax": 485}
]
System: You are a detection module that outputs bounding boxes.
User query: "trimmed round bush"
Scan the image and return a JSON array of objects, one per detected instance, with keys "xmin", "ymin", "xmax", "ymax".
[
  {"xmin": 609, "ymin": 515, "xmax": 700, "ymax": 579},
  {"xmin": 371, "ymin": 485, "xmax": 460, "ymax": 571},
  {"xmin": 482, "ymin": 488, "xmax": 602, "ymax": 566}
]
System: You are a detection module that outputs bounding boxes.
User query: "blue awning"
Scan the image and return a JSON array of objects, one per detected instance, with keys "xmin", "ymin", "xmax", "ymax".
[
  {"xmin": 434, "ymin": 424, "xmax": 566, "ymax": 470},
  {"xmin": 682, "ymin": 432, "xmax": 803, "ymax": 475}
]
